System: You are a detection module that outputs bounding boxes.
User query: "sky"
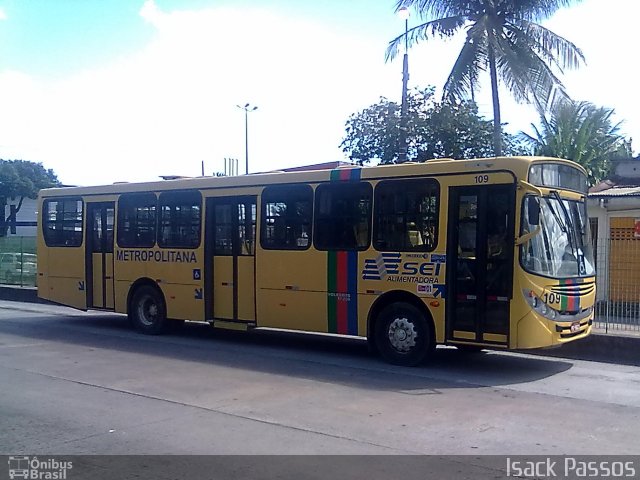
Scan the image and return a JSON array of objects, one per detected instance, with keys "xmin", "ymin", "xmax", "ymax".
[{"xmin": 0, "ymin": 0, "xmax": 637, "ymax": 186}]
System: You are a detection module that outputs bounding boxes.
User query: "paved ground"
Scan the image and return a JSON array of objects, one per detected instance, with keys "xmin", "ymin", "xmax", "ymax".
[{"xmin": 0, "ymin": 300, "xmax": 639, "ymax": 460}]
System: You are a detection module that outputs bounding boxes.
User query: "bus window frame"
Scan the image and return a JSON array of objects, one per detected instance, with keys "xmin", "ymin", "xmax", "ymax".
[
  {"xmin": 42, "ymin": 196, "xmax": 84, "ymax": 247},
  {"xmin": 528, "ymin": 163, "xmax": 588, "ymax": 195},
  {"xmin": 373, "ymin": 178, "xmax": 440, "ymax": 252},
  {"xmin": 157, "ymin": 190, "xmax": 202, "ymax": 249},
  {"xmin": 116, "ymin": 192, "xmax": 158, "ymax": 248},
  {"xmin": 260, "ymin": 184, "xmax": 314, "ymax": 251},
  {"xmin": 313, "ymin": 181, "xmax": 372, "ymax": 252}
]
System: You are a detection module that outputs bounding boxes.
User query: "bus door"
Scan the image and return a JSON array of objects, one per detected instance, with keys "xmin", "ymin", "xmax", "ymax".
[
  {"xmin": 446, "ymin": 184, "xmax": 515, "ymax": 346},
  {"xmin": 86, "ymin": 202, "xmax": 115, "ymax": 310},
  {"xmin": 205, "ymin": 197, "xmax": 257, "ymax": 323}
]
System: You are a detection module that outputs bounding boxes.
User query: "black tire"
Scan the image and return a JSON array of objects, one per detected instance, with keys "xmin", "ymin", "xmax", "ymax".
[
  {"xmin": 374, "ymin": 302, "xmax": 434, "ymax": 366},
  {"xmin": 129, "ymin": 285, "xmax": 167, "ymax": 335}
]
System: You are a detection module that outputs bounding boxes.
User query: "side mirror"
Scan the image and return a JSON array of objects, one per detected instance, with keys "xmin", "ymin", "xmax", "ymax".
[{"xmin": 527, "ymin": 196, "xmax": 540, "ymax": 226}]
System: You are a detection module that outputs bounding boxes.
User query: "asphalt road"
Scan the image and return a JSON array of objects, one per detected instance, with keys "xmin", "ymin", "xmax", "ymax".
[{"xmin": 0, "ymin": 300, "xmax": 639, "ymax": 460}]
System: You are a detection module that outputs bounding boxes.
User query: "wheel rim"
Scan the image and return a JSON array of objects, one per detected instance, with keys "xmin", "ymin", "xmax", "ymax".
[
  {"xmin": 387, "ymin": 317, "xmax": 418, "ymax": 353},
  {"xmin": 137, "ymin": 295, "xmax": 159, "ymax": 326}
]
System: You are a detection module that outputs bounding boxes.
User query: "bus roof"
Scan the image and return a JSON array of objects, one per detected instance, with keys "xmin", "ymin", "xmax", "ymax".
[{"xmin": 39, "ymin": 156, "xmax": 584, "ymax": 198}]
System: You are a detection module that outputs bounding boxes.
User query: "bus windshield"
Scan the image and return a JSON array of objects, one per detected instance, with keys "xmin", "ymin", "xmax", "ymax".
[{"xmin": 521, "ymin": 195, "xmax": 595, "ymax": 278}]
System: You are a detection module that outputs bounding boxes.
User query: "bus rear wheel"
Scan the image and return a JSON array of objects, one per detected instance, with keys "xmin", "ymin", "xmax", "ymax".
[
  {"xmin": 374, "ymin": 302, "xmax": 434, "ymax": 366},
  {"xmin": 130, "ymin": 285, "xmax": 167, "ymax": 335}
]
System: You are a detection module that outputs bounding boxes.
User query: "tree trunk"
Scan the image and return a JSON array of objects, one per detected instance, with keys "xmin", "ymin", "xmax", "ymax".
[
  {"xmin": 398, "ymin": 52, "xmax": 409, "ymax": 163},
  {"xmin": 2, "ymin": 196, "xmax": 25, "ymax": 237},
  {"xmin": 488, "ymin": 44, "xmax": 502, "ymax": 157}
]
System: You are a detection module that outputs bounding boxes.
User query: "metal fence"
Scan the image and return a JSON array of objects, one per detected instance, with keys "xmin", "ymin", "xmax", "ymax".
[
  {"xmin": 0, "ymin": 236, "xmax": 37, "ymax": 287},
  {"xmin": 593, "ymin": 236, "xmax": 640, "ymax": 333}
]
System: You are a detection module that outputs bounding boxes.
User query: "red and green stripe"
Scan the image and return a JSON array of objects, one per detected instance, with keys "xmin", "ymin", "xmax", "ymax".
[
  {"xmin": 327, "ymin": 167, "xmax": 361, "ymax": 335},
  {"xmin": 330, "ymin": 167, "xmax": 361, "ymax": 182},
  {"xmin": 328, "ymin": 250, "xmax": 359, "ymax": 335},
  {"xmin": 559, "ymin": 279, "xmax": 580, "ymax": 311}
]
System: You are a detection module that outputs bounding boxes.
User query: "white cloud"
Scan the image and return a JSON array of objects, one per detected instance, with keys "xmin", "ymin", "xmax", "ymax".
[
  {"xmin": 0, "ymin": 8, "xmax": 7, "ymax": 20},
  {"xmin": 139, "ymin": 0, "xmax": 165, "ymax": 28},
  {"xmin": 0, "ymin": 1, "xmax": 504, "ymax": 185},
  {"xmin": 0, "ymin": 1, "xmax": 413, "ymax": 185}
]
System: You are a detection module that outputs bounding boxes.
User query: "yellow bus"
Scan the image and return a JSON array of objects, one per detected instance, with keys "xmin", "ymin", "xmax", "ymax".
[{"xmin": 36, "ymin": 156, "xmax": 595, "ymax": 365}]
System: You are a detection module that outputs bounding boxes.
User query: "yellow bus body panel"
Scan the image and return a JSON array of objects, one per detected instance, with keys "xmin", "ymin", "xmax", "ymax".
[
  {"xmin": 256, "ymin": 249, "xmax": 328, "ymax": 332},
  {"xmin": 237, "ymin": 256, "xmax": 255, "ymax": 321},
  {"xmin": 45, "ymin": 247, "xmax": 86, "ymax": 310},
  {"xmin": 213, "ymin": 257, "xmax": 235, "ymax": 320},
  {"xmin": 114, "ymin": 248, "xmax": 205, "ymax": 321}
]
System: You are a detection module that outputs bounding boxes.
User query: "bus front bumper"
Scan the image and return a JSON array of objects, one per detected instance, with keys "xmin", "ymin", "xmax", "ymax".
[{"xmin": 515, "ymin": 310, "xmax": 593, "ymax": 349}]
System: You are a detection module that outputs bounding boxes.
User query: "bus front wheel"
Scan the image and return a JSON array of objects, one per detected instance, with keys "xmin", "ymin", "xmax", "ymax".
[
  {"xmin": 130, "ymin": 285, "xmax": 167, "ymax": 335},
  {"xmin": 374, "ymin": 302, "xmax": 434, "ymax": 366}
]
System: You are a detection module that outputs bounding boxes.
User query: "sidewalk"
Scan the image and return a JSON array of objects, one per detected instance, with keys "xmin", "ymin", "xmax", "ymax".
[
  {"xmin": 1, "ymin": 285, "xmax": 638, "ymax": 366},
  {"xmin": 527, "ymin": 329, "xmax": 640, "ymax": 366}
]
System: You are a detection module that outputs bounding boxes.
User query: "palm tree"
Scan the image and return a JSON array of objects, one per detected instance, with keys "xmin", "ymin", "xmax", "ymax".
[
  {"xmin": 520, "ymin": 100, "xmax": 630, "ymax": 185},
  {"xmin": 387, "ymin": 0, "xmax": 585, "ymax": 156}
]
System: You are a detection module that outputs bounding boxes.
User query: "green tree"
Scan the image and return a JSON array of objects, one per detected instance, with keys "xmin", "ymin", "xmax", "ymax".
[
  {"xmin": 340, "ymin": 87, "xmax": 526, "ymax": 164},
  {"xmin": 0, "ymin": 160, "xmax": 61, "ymax": 236},
  {"xmin": 387, "ymin": 0, "xmax": 585, "ymax": 156},
  {"xmin": 520, "ymin": 100, "xmax": 631, "ymax": 185}
]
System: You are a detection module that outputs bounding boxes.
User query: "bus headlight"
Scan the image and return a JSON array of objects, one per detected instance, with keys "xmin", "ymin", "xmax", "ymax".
[{"xmin": 522, "ymin": 289, "xmax": 558, "ymax": 320}]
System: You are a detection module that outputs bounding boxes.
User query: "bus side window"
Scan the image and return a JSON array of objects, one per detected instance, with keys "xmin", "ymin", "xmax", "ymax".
[
  {"xmin": 42, "ymin": 198, "xmax": 84, "ymax": 247},
  {"xmin": 117, "ymin": 193, "xmax": 157, "ymax": 248},
  {"xmin": 261, "ymin": 185, "xmax": 313, "ymax": 251},
  {"xmin": 237, "ymin": 202, "xmax": 256, "ymax": 256},
  {"xmin": 158, "ymin": 190, "xmax": 202, "ymax": 249},
  {"xmin": 314, "ymin": 182, "xmax": 372, "ymax": 251},
  {"xmin": 373, "ymin": 179, "xmax": 439, "ymax": 252}
]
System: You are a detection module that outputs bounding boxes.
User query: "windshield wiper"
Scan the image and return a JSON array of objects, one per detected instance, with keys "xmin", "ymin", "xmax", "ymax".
[
  {"xmin": 551, "ymin": 191, "xmax": 574, "ymax": 231},
  {"xmin": 573, "ymin": 202, "xmax": 587, "ymax": 246},
  {"xmin": 544, "ymin": 196, "xmax": 567, "ymax": 234},
  {"xmin": 551, "ymin": 190, "xmax": 579, "ymax": 254}
]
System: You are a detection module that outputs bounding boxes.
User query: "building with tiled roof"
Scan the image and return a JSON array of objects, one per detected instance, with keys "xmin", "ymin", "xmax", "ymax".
[{"xmin": 588, "ymin": 157, "xmax": 640, "ymax": 307}]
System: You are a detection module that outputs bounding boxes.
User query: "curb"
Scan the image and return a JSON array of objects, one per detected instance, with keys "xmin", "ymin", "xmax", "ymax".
[
  {"xmin": 524, "ymin": 333, "xmax": 640, "ymax": 366},
  {"xmin": 0, "ymin": 285, "xmax": 49, "ymax": 304},
  {"xmin": 1, "ymin": 285, "xmax": 639, "ymax": 366}
]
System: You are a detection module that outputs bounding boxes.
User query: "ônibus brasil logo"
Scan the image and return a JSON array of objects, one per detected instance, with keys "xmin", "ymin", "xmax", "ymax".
[{"xmin": 8, "ymin": 456, "xmax": 73, "ymax": 480}]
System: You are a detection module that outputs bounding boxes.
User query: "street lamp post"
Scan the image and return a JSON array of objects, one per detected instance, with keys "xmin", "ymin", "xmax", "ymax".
[
  {"xmin": 237, "ymin": 103, "xmax": 258, "ymax": 175},
  {"xmin": 398, "ymin": 7, "xmax": 410, "ymax": 163}
]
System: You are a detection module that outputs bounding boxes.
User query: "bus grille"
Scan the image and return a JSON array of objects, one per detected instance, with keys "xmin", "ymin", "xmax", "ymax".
[{"xmin": 550, "ymin": 283, "xmax": 595, "ymax": 297}]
